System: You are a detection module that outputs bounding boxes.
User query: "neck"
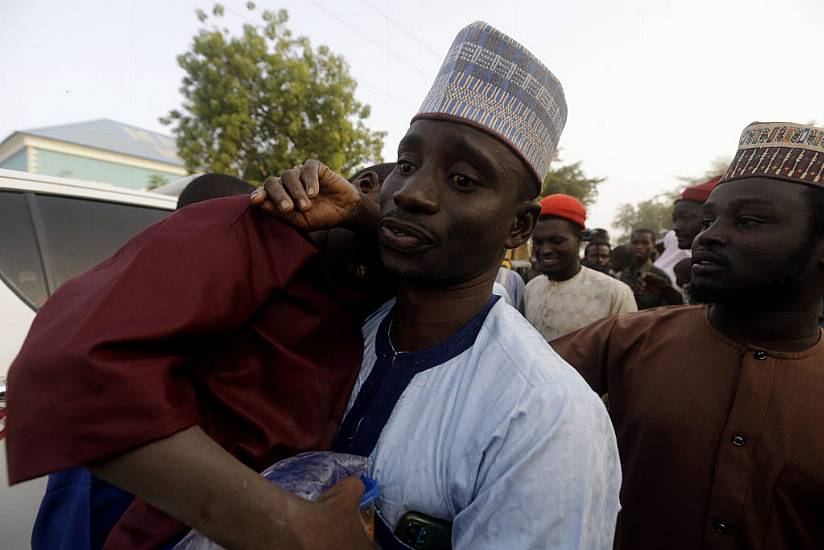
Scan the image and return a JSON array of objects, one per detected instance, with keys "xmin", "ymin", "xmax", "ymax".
[
  {"xmin": 391, "ymin": 267, "xmax": 498, "ymax": 352},
  {"xmin": 709, "ymin": 298, "xmax": 822, "ymax": 352},
  {"xmin": 632, "ymin": 257, "xmax": 648, "ymax": 270},
  {"xmin": 546, "ymin": 261, "xmax": 582, "ymax": 282}
]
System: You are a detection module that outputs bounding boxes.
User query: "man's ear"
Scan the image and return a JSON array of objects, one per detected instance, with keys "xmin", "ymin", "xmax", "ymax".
[
  {"xmin": 352, "ymin": 171, "xmax": 381, "ymax": 202},
  {"xmin": 505, "ymin": 201, "xmax": 540, "ymax": 249}
]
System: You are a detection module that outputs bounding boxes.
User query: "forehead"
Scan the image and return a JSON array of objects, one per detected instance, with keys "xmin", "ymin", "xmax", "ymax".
[
  {"xmin": 586, "ymin": 243, "xmax": 609, "ymax": 254},
  {"xmin": 631, "ymin": 232, "xmax": 654, "ymax": 243},
  {"xmin": 673, "ymin": 200, "xmax": 701, "ymax": 214},
  {"xmin": 401, "ymin": 119, "xmax": 527, "ymax": 178},
  {"xmin": 704, "ymin": 177, "xmax": 807, "ymax": 212},
  {"xmin": 534, "ymin": 217, "xmax": 577, "ymax": 237}
]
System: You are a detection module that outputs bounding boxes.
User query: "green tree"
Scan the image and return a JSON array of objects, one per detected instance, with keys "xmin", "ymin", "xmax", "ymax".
[
  {"xmin": 146, "ymin": 174, "xmax": 170, "ymax": 191},
  {"xmin": 540, "ymin": 160, "xmax": 604, "ymax": 207},
  {"xmin": 675, "ymin": 156, "xmax": 731, "ymax": 186},
  {"xmin": 612, "ymin": 156, "xmax": 731, "ymax": 242},
  {"xmin": 162, "ymin": 4, "xmax": 385, "ymax": 183},
  {"xmin": 612, "ymin": 196, "xmax": 675, "ymax": 244}
]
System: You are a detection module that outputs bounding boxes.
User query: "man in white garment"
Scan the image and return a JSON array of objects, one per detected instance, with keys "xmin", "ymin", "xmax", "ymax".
[
  {"xmin": 260, "ymin": 22, "xmax": 621, "ymax": 549},
  {"xmin": 526, "ymin": 194, "xmax": 637, "ymax": 341}
]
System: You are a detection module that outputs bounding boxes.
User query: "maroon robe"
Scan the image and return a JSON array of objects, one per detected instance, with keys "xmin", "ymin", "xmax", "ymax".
[{"xmin": 6, "ymin": 195, "xmax": 365, "ymax": 547}]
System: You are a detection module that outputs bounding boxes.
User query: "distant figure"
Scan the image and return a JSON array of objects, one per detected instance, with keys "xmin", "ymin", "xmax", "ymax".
[
  {"xmin": 609, "ymin": 244, "xmax": 632, "ymax": 277},
  {"xmin": 525, "ymin": 194, "xmax": 636, "ymax": 341},
  {"xmin": 588, "ymin": 227, "xmax": 611, "ymax": 245},
  {"xmin": 672, "ymin": 176, "xmax": 720, "ymax": 250},
  {"xmin": 668, "ymin": 175, "xmax": 721, "ymax": 291},
  {"xmin": 583, "ymin": 241, "xmax": 612, "ymax": 274},
  {"xmin": 620, "ymin": 228, "xmax": 682, "ymax": 309},
  {"xmin": 177, "ymin": 173, "xmax": 255, "ymax": 209}
]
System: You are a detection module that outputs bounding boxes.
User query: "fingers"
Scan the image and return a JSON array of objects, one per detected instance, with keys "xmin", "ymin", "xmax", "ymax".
[
  {"xmin": 281, "ymin": 168, "xmax": 313, "ymax": 212},
  {"xmin": 317, "ymin": 476, "xmax": 364, "ymax": 506},
  {"xmin": 262, "ymin": 176, "xmax": 298, "ymax": 213},
  {"xmin": 302, "ymin": 159, "xmax": 322, "ymax": 198}
]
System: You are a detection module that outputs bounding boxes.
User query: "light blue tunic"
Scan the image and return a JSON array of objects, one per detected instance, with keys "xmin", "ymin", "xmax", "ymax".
[{"xmin": 346, "ymin": 299, "xmax": 622, "ymax": 549}]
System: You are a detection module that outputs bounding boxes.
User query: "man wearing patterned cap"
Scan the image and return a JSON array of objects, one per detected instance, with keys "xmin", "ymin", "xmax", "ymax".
[
  {"xmin": 525, "ymin": 194, "xmax": 636, "ymax": 342},
  {"xmin": 259, "ymin": 21, "xmax": 621, "ymax": 549},
  {"xmin": 552, "ymin": 121, "xmax": 824, "ymax": 550}
]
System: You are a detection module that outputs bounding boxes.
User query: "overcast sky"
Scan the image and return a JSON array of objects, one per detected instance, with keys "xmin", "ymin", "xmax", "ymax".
[{"xmin": 2, "ymin": 0, "xmax": 823, "ymax": 229}]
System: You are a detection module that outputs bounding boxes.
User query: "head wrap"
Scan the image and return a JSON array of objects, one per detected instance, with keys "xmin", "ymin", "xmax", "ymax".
[
  {"xmin": 720, "ymin": 121, "xmax": 824, "ymax": 187},
  {"xmin": 413, "ymin": 21, "xmax": 567, "ymax": 192},
  {"xmin": 539, "ymin": 194, "xmax": 586, "ymax": 228},
  {"xmin": 678, "ymin": 175, "xmax": 721, "ymax": 204}
]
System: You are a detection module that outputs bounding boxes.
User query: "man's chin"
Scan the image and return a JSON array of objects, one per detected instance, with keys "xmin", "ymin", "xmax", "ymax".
[
  {"xmin": 689, "ymin": 283, "xmax": 721, "ymax": 305},
  {"xmin": 677, "ymin": 237, "xmax": 693, "ymax": 249},
  {"xmin": 691, "ymin": 281, "xmax": 762, "ymax": 308}
]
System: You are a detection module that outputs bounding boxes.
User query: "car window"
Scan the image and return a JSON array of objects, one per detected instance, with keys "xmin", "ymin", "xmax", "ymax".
[
  {"xmin": 0, "ymin": 191, "xmax": 49, "ymax": 309},
  {"xmin": 33, "ymin": 194, "xmax": 170, "ymax": 290}
]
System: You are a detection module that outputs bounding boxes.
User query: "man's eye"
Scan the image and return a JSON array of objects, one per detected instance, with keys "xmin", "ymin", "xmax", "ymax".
[
  {"xmin": 396, "ymin": 161, "xmax": 414, "ymax": 175},
  {"xmin": 735, "ymin": 217, "xmax": 761, "ymax": 228},
  {"xmin": 451, "ymin": 173, "xmax": 474, "ymax": 189},
  {"xmin": 700, "ymin": 218, "xmax": 714, "ymax": 230}
]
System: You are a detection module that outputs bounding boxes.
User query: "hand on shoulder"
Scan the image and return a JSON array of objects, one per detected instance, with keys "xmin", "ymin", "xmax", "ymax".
[{"xmin": 250, "ymin": 159, "xmax": 362, "ymax": 232}]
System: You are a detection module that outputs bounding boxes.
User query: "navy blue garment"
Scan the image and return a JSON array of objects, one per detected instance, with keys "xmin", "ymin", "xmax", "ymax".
[
  {"xmin": 32, "ymin": 468, "xmax": 134, "ymax": 550},
  {"xmin": 332, "ymin": 295, "xmax": 499, "ymax": 459}
]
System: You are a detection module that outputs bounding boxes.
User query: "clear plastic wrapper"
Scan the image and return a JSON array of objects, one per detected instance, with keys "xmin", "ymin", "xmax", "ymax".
[{"xmin": 174, "ymin": 451, "xmax": 374, "ymax": 550}]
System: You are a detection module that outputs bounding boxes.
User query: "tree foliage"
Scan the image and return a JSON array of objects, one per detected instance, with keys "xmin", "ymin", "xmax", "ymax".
[
  {"xmin": 612, "ymin": 196, "xmax": 676, "ymax": 244},
  {"xmin": 540, "ymin": 160, "xmax": 604, "ymax": 207},
  {"xmin": 162, "ymin": 4, "xmax": 385, "ymax": 182},
  {"xmin": 612, "ymin": 156, "xmax": 731, "ymax": 243},
  {"xmin": 146, "ymin": 174, "xmax": 170, "ymax": 191}
]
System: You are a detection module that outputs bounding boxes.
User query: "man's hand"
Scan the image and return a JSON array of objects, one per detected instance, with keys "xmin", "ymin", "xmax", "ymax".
[
  {"xmin": 639, "ymin": 272, "xmax": 685, "ymax": 305},
  {"xmin": 251, "ymin": 160, "xmax": 361, "ymax": 232},
  {"xmin": 295, "ymin": 477, "xmax": 377, "ymax": 550},
  {"xmin": 639, "ymin": 272, "xmax": 669, "ymax": 295},
  {"xmin": 91, "ymin": 426, "xmax": 375, "ymax": 550}
]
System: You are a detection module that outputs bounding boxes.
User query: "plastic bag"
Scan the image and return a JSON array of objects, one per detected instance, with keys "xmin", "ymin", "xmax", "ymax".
[{"xmin": 174, "ymin": 451, "xmax": 371, "ymax": 550}]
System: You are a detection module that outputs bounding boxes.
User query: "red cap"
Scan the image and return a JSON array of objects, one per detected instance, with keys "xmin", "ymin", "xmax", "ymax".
[
  {"xmin": 539, "ymin": 194, "xmax": 586, "ymax": 228},
  {"xmin": 679, "ymin": 175, "xmax": 721, "ymax": 203}
]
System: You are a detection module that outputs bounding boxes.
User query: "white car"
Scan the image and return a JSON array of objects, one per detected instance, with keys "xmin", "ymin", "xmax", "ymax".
[{"xmin": 0, "ymin": 168, "xmax": 176, "ymax": 548}]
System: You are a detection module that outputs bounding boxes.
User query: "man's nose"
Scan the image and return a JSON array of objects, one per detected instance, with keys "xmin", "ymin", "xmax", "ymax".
[
  {"xmin": 392, "ymin": 171, "xmax": 439, "ymax": 214},
  {"xmin": 694, "ymin": 221, "xmax": 726, "ymax": 249}
]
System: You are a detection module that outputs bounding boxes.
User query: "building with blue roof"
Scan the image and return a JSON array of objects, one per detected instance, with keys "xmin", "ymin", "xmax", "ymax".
[{"xmin": 0, "ymin": 119, "xmax": 188, "ymax": 190}]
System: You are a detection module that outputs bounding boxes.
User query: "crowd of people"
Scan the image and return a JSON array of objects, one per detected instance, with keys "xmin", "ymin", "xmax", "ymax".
[{"xmin": 5, "ymin": 19, "xmax": 824, "ymax": 550}]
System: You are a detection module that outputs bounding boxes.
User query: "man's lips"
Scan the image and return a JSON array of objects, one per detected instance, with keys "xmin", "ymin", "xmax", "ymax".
[
  {"xmin": 692, "ymin": 251, "xmax": 726, "ymax": 275},
  {"xmin": 379, "ymin": 218, "xmax": 437, "ymax": 252}
]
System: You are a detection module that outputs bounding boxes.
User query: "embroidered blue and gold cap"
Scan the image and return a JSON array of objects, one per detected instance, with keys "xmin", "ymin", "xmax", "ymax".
[{"xmin": 413, "ymin": 21, "xmax": 567, "ymax": 191}]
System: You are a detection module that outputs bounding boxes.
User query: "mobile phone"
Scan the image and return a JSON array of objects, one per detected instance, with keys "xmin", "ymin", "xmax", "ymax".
[{"xmin": 394, "ymin": 511, "xmax": 452, "ymax": 550}]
